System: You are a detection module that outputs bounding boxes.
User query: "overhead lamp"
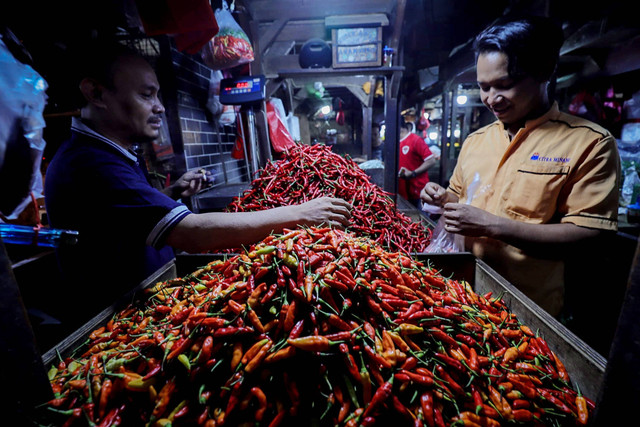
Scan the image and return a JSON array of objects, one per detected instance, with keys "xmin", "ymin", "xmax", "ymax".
[
  {"xmin": 456, "ymin": 95, "xmax": 468, "ymax": 105},
  {"xmin": 428, "ymin": 131, "xmax": 438, "ymax": 140},
  {"xmin": 320, "ymin": 105, "xmax": 332, "ymax": 115}
]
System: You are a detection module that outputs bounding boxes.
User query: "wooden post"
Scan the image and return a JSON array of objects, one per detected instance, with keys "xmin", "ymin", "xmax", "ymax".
[
  {"xmin": 0, "ymin": 240, "xmax": 53, "ymax": 422},
  {"xmin": 593, "ymin": 238, "xmax": 640, "ymax": 425}
]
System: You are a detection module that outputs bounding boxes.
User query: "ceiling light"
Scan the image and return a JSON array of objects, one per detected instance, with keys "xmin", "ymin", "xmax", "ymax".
[{"xmin": 456, "ymin": 95, "xmax": 468, "ymax": 105}]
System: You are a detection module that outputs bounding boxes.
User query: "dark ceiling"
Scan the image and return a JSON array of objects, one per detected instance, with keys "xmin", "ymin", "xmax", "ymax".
[{"xmin": 3, "ymin": 0, "xmax": 640, "ymax": 110}]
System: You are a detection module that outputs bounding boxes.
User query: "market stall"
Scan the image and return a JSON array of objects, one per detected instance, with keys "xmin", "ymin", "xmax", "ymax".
[
  {"xmin": 3, "ymin": 0, "xmax": 640, "ymax": 425},
  {"xmin": 37, "ymin": 228, "xmax": 603, "ymax": 426}
]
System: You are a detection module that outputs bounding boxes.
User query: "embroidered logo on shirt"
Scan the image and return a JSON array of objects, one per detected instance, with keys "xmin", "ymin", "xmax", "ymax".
[
  {"xmin": 402, "ymin": 146, "xmax": 410, "ymax": 155},
  {"xmin": 530, "ymin": 152, "xmax": 570, "ymax": 163}
]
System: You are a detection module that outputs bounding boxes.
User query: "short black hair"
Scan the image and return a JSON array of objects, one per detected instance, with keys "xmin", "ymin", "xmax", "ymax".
[
  {"xmin": 472, "ymin": 15, "xmax": 564, "ymax": 83},
  {"xmin": 79, "ymin": 40, "xmax": 143, "ymax": 89}
]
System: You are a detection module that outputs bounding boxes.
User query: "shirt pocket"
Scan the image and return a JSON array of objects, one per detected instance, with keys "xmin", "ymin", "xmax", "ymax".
[{"xmin": 505, "ymin": 163, "xmax": 569, "ymax": 222}]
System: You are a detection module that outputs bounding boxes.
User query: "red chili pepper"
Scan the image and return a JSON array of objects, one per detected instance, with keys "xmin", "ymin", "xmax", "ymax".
[
  {"xmin": 363, "ymin": 377, "xmax": 394, "ymax": 418},
  {"xmin": 97, "ymin": 404, "xmax": 124, "ymax": 427},
  {"xmin": 287, "ymin": 335, "xmax": 332, "ymax": 352},
  {"xmin": 363, "ymin": 344, "xmax": 393, "ymax": 369},
  {"xmin": 97, "ymin": 378, "xmax": 112, "ymax": 419},
  {"xmin": 197, "ymin": 335, "xmax": 214, "ymax": 364},
  {"xmin": 575, "ymin": 393, "xmax": 589, "ymax": 426},
  {"xmin": 327, "ymin": 313, "xmax": 353, "ymax": 331},
  {"xmin": 430, "ymin": 328, "xmax": 459, "ymax": 348},
  {"xmin": 435, "ymin": 352, "xmax": 465, "ymax": 372},
  {"xmin": 435, "ymin": 364, "xmax": 465, "ymax": 396},
  {"xmin": 213, "ymin": 326, "xmax": 253, "ymax": 338},
  {"xmin": 264, "ymin": 345, "xmax": 296, "ymax": 363},
  {"xmin": 420, "ymin": 391, "xmax": 435, "ymax": 425},
  {"xmin": 399, "ymin": 369, "xmax": 434, "ymax": 386},
  {"xmin": 250, "ymin": 387, "xmax": 268, "ymax": 421},
  {"xmin": 245, "ymin": 340, "xmax": 273, "ymax": 373},
  {"xmin": 512, "ymin": 408, "xmax": 533, "ymax": 422},
  {"xmin": 539, "ymin": 388, "xmax": 574, "ymax": 415},
  {"xmin": 552, "ymin": 351, "xmax": 570, "ymax": 382}
]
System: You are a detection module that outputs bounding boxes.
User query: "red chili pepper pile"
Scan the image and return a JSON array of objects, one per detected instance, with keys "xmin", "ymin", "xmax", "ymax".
[
  {"xmin": 43, "ymin": 227, "xmax": 592, "ymax": 426},
  {"xmin": 226, "ymin": 143, "xmax": 432, "ymax": 253},
  {"xmin": 211, "ymin": 31, "xmax": 254, "ymax": 69}
]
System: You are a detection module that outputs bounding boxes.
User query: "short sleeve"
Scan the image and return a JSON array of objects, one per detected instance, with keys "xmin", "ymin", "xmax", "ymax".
[
  {"xmin": 415, "ymin": 138, "xmax": 434, "ymax": 161},
  {"xmin": 558, "ymin": 135, "xmax": 620, "ymax": 230},
  {"xmin": 94, "ymin": 156, "xmax": 191, "ymax": 247}
]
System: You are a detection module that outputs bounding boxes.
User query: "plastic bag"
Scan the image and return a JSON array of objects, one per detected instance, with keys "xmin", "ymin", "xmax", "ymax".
[
  {"xmin": 201, "ymin": 2, "xmax": 254, "ymax": 70},
  {"xmin": 266, "ymin": 99, "xmax": 296, "ymax": 153},
  {"xmin": 621, "ymin": 164, "xmax": 640, "ymax": 206},
  {"xmin": 206, "ymin": 70, "xmax": 224, "ymax": 116},
  {"xmin": 231, "ymin": 112, "xmax": 245, "ymax": 159},
  {"xmin": 425, "ymin": 173, "xmax": 481, "ymax": 253},
  {"xmin": 0, "ymin": 34, "xmax": 48, "ymax": 220}
]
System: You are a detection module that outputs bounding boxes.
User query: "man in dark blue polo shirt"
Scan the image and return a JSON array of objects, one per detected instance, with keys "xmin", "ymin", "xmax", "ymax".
[{"xmin": 44, "ymin": 42, "xmax": 351, "ymax": 327}]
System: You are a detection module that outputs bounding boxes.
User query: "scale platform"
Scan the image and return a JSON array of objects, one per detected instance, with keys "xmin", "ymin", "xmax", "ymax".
[{"xmin": 191, "ymin": 183, "xmax": 250, "ymax": 213}]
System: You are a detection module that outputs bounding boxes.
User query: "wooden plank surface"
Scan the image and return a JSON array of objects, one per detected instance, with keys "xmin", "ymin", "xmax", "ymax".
[
  {"xmin": 41, "ymin": 260, "xmax": 177, "ymax": 367},
  {"xmin": 474, "ymin": 259, "xmax": 606, "ymax": 401}
]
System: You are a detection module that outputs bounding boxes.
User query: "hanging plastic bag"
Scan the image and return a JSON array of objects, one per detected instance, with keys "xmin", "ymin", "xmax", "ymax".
[
  {"xmin": 0, "ymin": 34, "xmax": 48, "ymax": 221},
  {"xmin": 621, "ymin": 164, "xmax": 640, "ymax": 206},
  {"xmin": 201, "ymin": 2, "xmax": 254, "ymax": 70},
  {"xmin": 231, "ymin": 111, "xmax": 245, "ymax": 159},
  {"xmin": 266, "ymin": 99, "xmax": 296, "ymax": 153},
  {"xmin": 425, "ymin": 173, "xmax": 481, "ymax": 253},
  {"xmin": 206, "ymin": 70, "xmax": 224, "ymax": 117}
]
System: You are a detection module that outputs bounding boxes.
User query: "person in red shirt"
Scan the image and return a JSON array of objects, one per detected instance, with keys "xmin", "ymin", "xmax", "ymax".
[{"xmin": 398, "ymin": 121, "xmax": 437, "ymax": 207}]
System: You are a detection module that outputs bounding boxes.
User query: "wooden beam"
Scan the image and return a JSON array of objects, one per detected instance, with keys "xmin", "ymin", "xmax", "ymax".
[
  {"xmin": 246, "ymin": 0, "xmax": 394, "ymax": 22},
  {"xmin": 388, "ymin": 0, "xmax": 405, "ymax": 54},
  {"xmin": 258, "ymin": 18, "xmax": 288, "ymax": 56},
  {"xmin": 277, "ymin": 20, "xmax": 327, "ymax": 42}
]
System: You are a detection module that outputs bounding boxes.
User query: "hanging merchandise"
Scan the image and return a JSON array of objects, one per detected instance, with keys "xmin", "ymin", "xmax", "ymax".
[
  {"xmin": 568, "ymin": 90, "xmax": 604, "ymax": 123},
  {"xmin": 201, "ymin": 1, "xmax": 255, "ymax": 70},
  {"xmin": 333, "ymin": 97, "xmax": 345, "ymax": 126},
  {"xmin": 0, "ymin": 35, "xmax": 48, "ymax": 221},
  {"xmin": 417, "ymin": 107, "xmax": 430, "ymax": 131},
  {"xmin": 266, "ymin": 100, "xmax": 296, "ymax": 153},
  {"xmin": 231, "ymin": 112, "xmax": 246, "ymax": 159},
  {"xmin": 135, "ymin": 0, "xmax": 219, "ymax": 54},
  {"xmin": 206, "ymin": 70, "xmax": 224, "ymax": 117}
]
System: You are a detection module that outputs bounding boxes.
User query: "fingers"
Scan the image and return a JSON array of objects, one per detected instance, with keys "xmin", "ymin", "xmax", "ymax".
[
  {"xmin": 301, "ymin": 197, "xmax": 352, "ymax": 228},
  {"xmin": 420, "ymin": 182, "xmax": 445, "ymax": 206}
]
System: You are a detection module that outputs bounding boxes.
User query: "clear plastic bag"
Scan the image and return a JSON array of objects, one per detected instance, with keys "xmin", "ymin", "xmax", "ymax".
[
  {"xmin": 621, "ymin": 164, "xmax": 640, "ymax": 206},
  {"xmin": 205, "ymin": 70, "xmax": 224, "ymax": 116},
  {"xmin": 425, "ymin": 173, "xmax": 481, "ymax": 253},
  {"xmin": 0, "ymin": 34, "xmax": 48, "ymax": 220},
  {"xmin": 201, "ymin": 2, "xmax": 254, "ymax": 70}
]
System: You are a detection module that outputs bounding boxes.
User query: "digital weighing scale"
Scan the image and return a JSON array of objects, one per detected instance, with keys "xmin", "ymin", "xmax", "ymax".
[
  {"xmin": 220, "ymin": 75, "xmax": 266, "ymax": 179},
  {"xmin": 193, "ymin": 75, "xmax": 267, "ymax": 213}
]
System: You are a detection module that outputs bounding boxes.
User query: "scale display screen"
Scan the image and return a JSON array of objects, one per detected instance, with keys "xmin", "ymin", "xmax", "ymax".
[{"xmin": 220, "ymin": 75, "xmax": 266, "ymax": 105}]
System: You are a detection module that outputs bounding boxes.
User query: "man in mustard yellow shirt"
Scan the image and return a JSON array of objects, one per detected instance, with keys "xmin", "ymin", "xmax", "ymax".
[{"xmin": 421, "ymin": 16, "xmax": 620, "ymax": 317}]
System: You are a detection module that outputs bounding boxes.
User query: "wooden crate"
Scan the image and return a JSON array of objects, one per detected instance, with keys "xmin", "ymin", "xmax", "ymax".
[{"xmin": 42, "ymin": 252, "xmax": 606, "ymax": 402}]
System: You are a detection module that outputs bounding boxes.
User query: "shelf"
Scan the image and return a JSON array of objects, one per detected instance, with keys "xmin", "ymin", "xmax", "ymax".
[{"xmin": 277, "ymin": 66, "xmax": 404, "ymax": 78}]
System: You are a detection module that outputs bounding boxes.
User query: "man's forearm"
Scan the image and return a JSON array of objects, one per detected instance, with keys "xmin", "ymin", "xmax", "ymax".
[
  {"xmin": 488, "ymin": 218, "xmax": 603, "ymax": 255},
  {"xmin": 415, "ymin": 157, "xmax": 437, "ymax": 175},
  {"xmin": 166, "ymin": 209, "xmax": 300, "ymax": 253}
]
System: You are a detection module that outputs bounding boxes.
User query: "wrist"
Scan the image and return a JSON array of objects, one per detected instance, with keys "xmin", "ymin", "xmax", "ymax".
[{"xmin": 409, "ymin": 170, "xmax": 417, "ymax": 178}]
